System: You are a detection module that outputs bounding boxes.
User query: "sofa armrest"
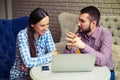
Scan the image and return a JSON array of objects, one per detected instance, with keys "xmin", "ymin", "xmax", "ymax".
[
  {"xmin": 112, "ymin": 44, "xmax": 120, "ymax": 71},
  {"xmin": 112, "ymin": 44, "xmax": 120, "ymax": 80},
  {"xmin": 55, "ymin": 42, "xmax": 67, "ymax": 54}
]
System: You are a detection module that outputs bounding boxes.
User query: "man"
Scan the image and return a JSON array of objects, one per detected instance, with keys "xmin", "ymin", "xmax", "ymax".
[{"xmin": 64, "ymin": 6, "xmax": 115, "ymax": 80}]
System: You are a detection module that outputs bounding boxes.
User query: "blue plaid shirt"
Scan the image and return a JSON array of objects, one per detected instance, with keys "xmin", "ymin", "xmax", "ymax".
[{"xmin": 10, "ymin": 28, "xmax": 56, "ymax": 80}]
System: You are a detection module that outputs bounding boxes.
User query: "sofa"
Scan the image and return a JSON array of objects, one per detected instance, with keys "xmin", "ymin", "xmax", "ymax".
[
  {"xmin": 56, "ymin": 12, "xmax": 120, "ymax": 80},
  {"xmin": 0, "ymin": 16, "xmax": 29, "ymax": 80}
]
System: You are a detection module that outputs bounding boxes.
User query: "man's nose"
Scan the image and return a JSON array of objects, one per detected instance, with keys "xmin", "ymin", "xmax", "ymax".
[{"xmin": 77, "ymin": 21, "xmax": 81, "ymax": 26}]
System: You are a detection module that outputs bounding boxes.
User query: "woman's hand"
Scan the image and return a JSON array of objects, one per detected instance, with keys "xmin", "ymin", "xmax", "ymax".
[
  {"xmin": 51, "ymin": 50, "xmax": 58, "ymax": 55},
  {"xmin": 21, "ymin": 63, "xmax": 27, "ymax": 71}
]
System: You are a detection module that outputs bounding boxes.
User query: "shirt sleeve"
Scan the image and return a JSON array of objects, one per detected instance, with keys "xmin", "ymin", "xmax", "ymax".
[
  {"xmin": 45, "ymin": 29, "xmax": 56, "ymax": 52},
  {"xmin": 81, "ymin": 32, "xmax": 112, "ymax": 66},
  {"xmin": 17, "ymin": 30, "xmax": 52, "ymax": 68}
]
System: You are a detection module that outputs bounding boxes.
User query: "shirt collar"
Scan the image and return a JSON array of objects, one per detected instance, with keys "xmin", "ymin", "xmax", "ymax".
[
  {"xmin": 82, "ymin": 25, "xmax": 100, "ymax": 39},
  {"xmin": 92, "ymin": 25, "xmax": 100, "ymax": 39}
]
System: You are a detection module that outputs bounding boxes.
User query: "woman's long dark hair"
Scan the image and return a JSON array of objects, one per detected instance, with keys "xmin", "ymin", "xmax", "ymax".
[{"xmin": 28, "ymin": 8, "xmax": 49, "ymax": 57}]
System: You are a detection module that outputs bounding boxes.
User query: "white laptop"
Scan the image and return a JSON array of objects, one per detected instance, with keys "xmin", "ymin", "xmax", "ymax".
[{"xmin": 52, "ymin": 54, "xmax": 96, "ymax": 72}]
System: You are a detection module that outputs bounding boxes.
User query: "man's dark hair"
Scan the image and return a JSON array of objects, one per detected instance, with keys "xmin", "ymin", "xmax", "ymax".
[{"xmin": 80, "ymin": 6, "xmax": 101, "ymax": 26}]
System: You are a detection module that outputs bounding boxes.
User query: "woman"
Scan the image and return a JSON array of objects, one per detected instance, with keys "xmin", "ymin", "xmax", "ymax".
[{"xmin": 10, "ymin": 8, "xmax": 57, "ymax": 80}]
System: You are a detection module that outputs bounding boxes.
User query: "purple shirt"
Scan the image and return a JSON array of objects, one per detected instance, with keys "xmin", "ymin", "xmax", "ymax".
[{"xmin": 64, "ymin": 25, "xmax": 114, "ymax": 70}]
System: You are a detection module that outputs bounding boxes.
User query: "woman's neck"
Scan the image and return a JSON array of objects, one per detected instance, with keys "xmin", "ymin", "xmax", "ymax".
[{"xmin": 34, "ymin": 33, "xmax": 40, "ymax": 40}]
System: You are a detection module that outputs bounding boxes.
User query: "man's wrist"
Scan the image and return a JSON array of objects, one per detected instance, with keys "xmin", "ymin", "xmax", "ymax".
[
  {"xmin": 78, "ymin": 43, "xmax": 85, "ymax": 49},
  {"xmin": 65, "ymin": 45, "xmax": 71, "ymax": 50}
]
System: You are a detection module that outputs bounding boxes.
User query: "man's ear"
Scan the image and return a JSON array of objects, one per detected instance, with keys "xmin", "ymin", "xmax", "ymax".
[
  {"xmin": 93, "ymin": 21, "xmax": 97, "ymax": 25},
  {"xmin": 92, "ymin": 20, "xmax": 97, "ymax": 26}
]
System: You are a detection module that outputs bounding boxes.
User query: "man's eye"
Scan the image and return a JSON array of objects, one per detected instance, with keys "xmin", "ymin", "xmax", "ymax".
[{"xmin": 80, "ymin": 20, "xmax": 85, "ymax": 23}]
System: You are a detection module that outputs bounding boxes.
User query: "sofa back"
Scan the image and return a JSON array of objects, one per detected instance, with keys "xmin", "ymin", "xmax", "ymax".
[
  {"xmin": 100, "ymin": 16, "xmax": 120, "ymax": 45},
  {"xmin": 58, "ymin": 12, "xmax": 78, "ymax": 42},
  {"xmin": 0, "ymin": 16, "xmax": 29, "ymax": 79},
  {"xmin": 58, "ymin": 12, "xmax": 120, "ymax": 46}
]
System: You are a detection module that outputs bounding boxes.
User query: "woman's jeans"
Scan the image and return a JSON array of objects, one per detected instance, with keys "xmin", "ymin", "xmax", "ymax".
[{"xmin": 15, "ymin": 75, "xmax": 31, "ymax": 80}]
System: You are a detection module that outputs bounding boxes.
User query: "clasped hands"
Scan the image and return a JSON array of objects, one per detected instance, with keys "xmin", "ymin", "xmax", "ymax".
[{"xmin": 65, "ymin": 32, "xmax": 85, "ymax": 49}]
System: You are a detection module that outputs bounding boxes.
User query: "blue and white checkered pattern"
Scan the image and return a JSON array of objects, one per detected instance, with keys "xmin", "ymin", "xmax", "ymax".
[{"xmin": 9, "ymin": 28, "xmax": 56, "ymax": 80}]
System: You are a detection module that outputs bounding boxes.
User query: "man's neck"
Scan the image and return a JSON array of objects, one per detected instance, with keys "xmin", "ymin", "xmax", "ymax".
[{"xmin": 87, "ymin": 26, "xmax": 96, "ymax": 37}]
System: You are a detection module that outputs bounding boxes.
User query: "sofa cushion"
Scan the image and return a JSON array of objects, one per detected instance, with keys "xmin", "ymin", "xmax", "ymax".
[
  {"xmin": 112, "ymin": 44, "xmax": 120, "ymax": 71},
  {"xmin": 12, "ymin": 16, "xmax": 29, "ymax": 41},
  {"xmin": 0, "ymin": 16, "xmax": 29, "ymax": 79},
  {"xmin": 100, "ymin": 16, "xmax": 120, "ymax": 45},
  {"xmin": 0, "ymin": 20, "xmax": 15, "ymax": 78}
]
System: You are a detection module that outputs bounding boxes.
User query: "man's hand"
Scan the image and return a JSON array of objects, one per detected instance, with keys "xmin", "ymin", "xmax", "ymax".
[{"xmin": 65, "ymin": 32, "xmax": 85, "ymax": 49}]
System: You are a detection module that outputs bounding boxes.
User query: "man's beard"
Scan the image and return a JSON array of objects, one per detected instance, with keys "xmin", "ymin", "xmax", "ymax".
[{"xmin": 78, "ymin": 23, "xmax": 91, "ymax": 34}]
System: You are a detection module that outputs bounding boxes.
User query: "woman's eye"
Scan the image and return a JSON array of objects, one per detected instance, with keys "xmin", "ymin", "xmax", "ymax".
[
  {"xmin": 40, "ymin": 25, "xmax": 45, "ymax": 27},
  {"xmin": 40, "ymin": 23, "xmax": 49, "ymax": 27}
]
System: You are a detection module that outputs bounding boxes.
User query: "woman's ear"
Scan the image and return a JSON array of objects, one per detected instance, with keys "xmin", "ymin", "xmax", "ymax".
[{"xmin": 31, "ymin": 24, "xmax": 34, "ymax": 27}]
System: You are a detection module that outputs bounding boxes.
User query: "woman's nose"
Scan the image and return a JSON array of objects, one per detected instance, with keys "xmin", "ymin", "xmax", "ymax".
[{"xmin": 44, "ymin": 25, "xmax": 49, "ymax": 30}]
